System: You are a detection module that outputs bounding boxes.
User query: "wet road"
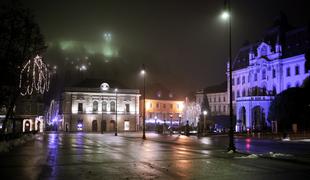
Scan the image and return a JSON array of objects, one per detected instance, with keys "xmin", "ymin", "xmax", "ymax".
[{"xmin": 1, "ymin": 132, "xmax": 310, "ymax": 180}]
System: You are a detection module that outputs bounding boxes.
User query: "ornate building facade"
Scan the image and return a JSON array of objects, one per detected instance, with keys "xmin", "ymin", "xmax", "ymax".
[
  {"xmin": 198, "ymin": 17, "xmax": 309, "ymax": 132},
  {"xmin": 61, "ymin": 82, "xmax": 140, "ymax": 132}
]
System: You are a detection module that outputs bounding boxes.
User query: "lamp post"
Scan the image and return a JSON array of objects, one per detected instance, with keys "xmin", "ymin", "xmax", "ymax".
[
  {"xmin": 115, "ymin": 88, "xmax": 118, "ymax": 136},
  {"xmin": 203, "ymin": 110, "xmax": 208, "ymax": 135},
  {"xmin": 141, "ymin": 65, "xmax": 146, "ymax": 139},
  {"xmin": 221, "ymin": 0, "xmax": 236, "ymax": 152}
]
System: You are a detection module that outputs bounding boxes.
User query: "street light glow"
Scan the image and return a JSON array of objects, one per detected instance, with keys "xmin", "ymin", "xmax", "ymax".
[
  {"xmin": 203, "ymin": 110, "xmax": 208, "ymax": 115},
  {"xmin": 140, "ymin": 69, "xmax": 145, "ymax": 75},
  {"xmin": 221, "ymin": 11, "xmax": 230, "ymax": 20}
]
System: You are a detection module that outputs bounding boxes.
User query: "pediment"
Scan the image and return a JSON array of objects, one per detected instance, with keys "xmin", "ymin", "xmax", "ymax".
[{"xmin": 257, "ymin": 42, "xmax": 272, "ymax": 57}]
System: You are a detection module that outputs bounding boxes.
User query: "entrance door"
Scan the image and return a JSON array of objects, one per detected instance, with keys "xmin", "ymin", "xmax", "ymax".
[
  {"xmin": 25, "ymin": 121, "xmax": 30, "ymax": 132},
  {"xmin": 37, "ymin": 121, "xmax": 41, "ymax": 132},
  {"xmin": 101, "ymin": 120, "xmax": 106, "ymax": 133},
  {"xmin": 92, "ymin": 120, "xmax": 98, "ymax": 132}
]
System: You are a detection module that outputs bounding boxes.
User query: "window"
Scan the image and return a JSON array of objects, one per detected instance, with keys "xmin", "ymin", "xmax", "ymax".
[
  {"xmin": 254, "ymin": 73, "xmax": 257, "ymax": 81},
  {"xmin": 223, "ymin": 106, "xmax": 226, "ymax": 112},
  {"xmin": 242, "ymin": 76, "xmax": 245, "ymax": 84},
  {"xmin": 286, "ymin": 67, "xmax": 291, "ymax": 77},
  {"xmin": 237, "ymin": 91, "xmax": 240, "ymax": 98},
  {"xmin": 295, "ymin": 66, "xmax": 299, "ymax": 75},
  {"xmin": 93, "ymin": 101, "xmax": 98, "ymax": 112},
  {"xmin": 295, "ymin": 82, "xmax": 300, "ymax": 87},
  {"xmin": 125, "ymin": 104, "xmax": 130, "ymax": 112},
  {"xmin": 248, "ymin": 74, "xmax": 251, "ymax": 83},
  {"xmin": 124, "ymin": 121, "xmax": 130, "ymax": 131},
  {"xmin": 262, "ymin": 69, "xmax": 266, "ymax": 80},
  {"xmin": 218, "ymin": 97, "xmax": 221, "ymax": 102},
  {"xmin": 78, "ymin": 103, "xmax": 83, "ymax": 112},
  {"xmin": 110, "ymin": 101, "xmax": 116, "ymax": 112},
  {"xmin": 237, "ymin": 77, "xmax": 240, "ymax": 85},
  {"xmin": 232, "ymin": 78, "xmax": 235, "ymax": 86},
  {"xmin": 177, "ymin": 104, "xmax": 180, "ymax": 109},
  {"xmin": 272, "ymin": 69, "xmax": 276, "ymax": 78},
  {"xmin": 242, "ymin": 89, "xmax": 246, "ymax": 97},
  {"xmin": 150, "ymin": 103, "xmax": 152, "ymax": 108},
  {"xmin": 156, "ymin": 103, "xmax": 159, "ymax": 108},
  {"xmin": 272, "ymin": 86, "xmax": 277, "ymax": 95},
  {"xmin": 170, "ymin": 104, "xmax": 173, "ymax": 109},
  {"xmin": 287, "ymin": 83, "xmax": 291, "ymax": 89},
  {"xmin": 102, "ymin": 101, "xmax": 107, "ymax": 111},
  {"xmin": 223, "ymin": 97, "xmax": 226, "ymax": 102},
  {"xmin": 214, "ymin": 97, "xmax": 216, "ymax": 102},
  {"xmin": 163, "ymin": 104, "xmax": 166, "ymax": 108}
]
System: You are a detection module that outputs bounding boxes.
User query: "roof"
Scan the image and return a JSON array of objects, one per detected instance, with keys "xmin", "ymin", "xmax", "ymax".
[
  {"xmin": 204, "ymin": 82, "xmax": 227, "ymax": 94},
  {"xmin": 232, "ymin": 15, "xmax": 309, "ymax": 71}
]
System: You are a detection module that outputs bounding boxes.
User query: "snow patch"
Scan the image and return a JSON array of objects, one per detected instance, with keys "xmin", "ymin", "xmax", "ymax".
[
  {"xmin": 236, "ymin": 154, "xmax": 258, "ymax": 159},
  {"xmin": 267, "ymin": 152, "xmax": 292, "ymax": 158}
]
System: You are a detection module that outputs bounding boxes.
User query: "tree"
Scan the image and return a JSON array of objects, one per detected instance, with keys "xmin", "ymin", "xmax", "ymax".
[
  {"xmin": 268, "ymin": 87, "xmax": 310, "ymax": 132},
  {"xmin": 0, "ymin": 0, "xmax": 46, "ymax": 133}
]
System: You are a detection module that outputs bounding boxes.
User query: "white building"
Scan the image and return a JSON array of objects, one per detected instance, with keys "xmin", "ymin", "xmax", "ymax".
[
  {"xmin": 196, "ymin": 82, "xmax": 229, "ymax": 116},
  {"xmin": 229, "ymin": 24, "xmax": 309, "ymax": 132},
  {"xmin": 61, "ymin": 82, "xmax": 140, "ymax": 132},
  {"xmin": 198, "ymin": 17, "xmax": 309, "ymax": 132}
]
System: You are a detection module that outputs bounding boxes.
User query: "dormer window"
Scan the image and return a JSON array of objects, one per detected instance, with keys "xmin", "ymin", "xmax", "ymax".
[{"xmin": 261, "ymin": 46, "xmax": 267, "ymax": 56}]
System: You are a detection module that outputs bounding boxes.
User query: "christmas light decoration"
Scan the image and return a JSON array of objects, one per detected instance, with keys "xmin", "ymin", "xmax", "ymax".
[{"xmin": 19, "ymin": 55, "xmax": 50, "ymax": 96}]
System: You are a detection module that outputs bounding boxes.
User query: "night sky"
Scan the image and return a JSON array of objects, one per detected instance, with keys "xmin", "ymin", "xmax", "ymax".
[{"xmin": 20, "ymin": 0, "xmax": 310, "ymax": 97}]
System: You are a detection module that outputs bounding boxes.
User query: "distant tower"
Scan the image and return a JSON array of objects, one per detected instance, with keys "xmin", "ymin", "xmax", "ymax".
[
  {"xmin": 249, "ymin": 47, "xmax": 255, "ymax": 60},
  {"xmin": 275, "ymin": 34, "xmax": 282, "ymax": 53}
]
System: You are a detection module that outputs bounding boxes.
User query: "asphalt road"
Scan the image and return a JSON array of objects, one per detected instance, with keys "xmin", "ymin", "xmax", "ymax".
[{"xmin": 1, "ymin": 132, "xmax": 310, "ymax": 180}]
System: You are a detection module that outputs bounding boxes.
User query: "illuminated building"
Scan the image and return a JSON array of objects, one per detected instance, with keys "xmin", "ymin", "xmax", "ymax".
[
  {"xmin": 61, "ymin": 82, "xmax": 140, "ymax": 132},
  {"xmin": 198, "ymin": 16, "xmax": 309, "ymax": 132},
  {"xmin": 143, "ymin": 96, "xmax": 184, "ymax": 128}
]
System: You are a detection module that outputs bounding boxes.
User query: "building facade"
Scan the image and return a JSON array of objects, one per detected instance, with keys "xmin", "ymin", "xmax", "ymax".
[
  {"xmin": 61, "ymin": 83, "xmax": 140, "ymax": 132},
  {"xmin": 229, "ymin": 24, "xmax": 309, "ymax": 132},
  {"xmin": 144, "ymin": 99, "xmax": 184, "ymax": 127},
  {"xmin": 196, "ymin": 83, "xmax": 229, "ymax": 116}
]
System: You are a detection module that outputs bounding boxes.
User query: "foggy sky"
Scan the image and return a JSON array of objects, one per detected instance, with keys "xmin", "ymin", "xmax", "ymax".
[{"xmin": 20, "ymin": 0, "xmax": 310, "ymax": 97}]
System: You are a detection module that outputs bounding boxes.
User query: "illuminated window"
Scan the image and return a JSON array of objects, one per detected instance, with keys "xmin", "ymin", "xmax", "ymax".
[
  {"xmin": 286, "ymin": 67, "xmax": 291, "ymax": 77},
  {"xmin": 124, "ymin": 121, "xmax": 130, "ymax": 131},
  {"xmin": 102, "ymin": 101, "xmax": 107, "ymax": 111},
  {"xmin": 262, "ymin": 69, "xmax": 266, "ymax": 80},
  {"xmin": 93, "ymin": 101, "xmax": 98, "ymax": 112},
  {"xmin": 110, "ymin": 101, "xmax": 115, "ymax": 112},
  {"xmin": 125, "ymin": 104, "xmax": 130, "ymax": 112},
  {"xmin": 295, "ymin": 66, "xmax": 299, "ymax": 75},
  {"xmin": 78, "ymin": 103, "xmax": 83, "ymax": 112},
  {"xmin": 272, "ymin": 69, "xmax": 276, "ymax": 78}
]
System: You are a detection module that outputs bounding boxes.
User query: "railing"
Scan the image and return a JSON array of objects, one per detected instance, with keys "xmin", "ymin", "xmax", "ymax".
[{"xmin": 236, "ymin": 96, "xmax": 275, "ymax": 102}]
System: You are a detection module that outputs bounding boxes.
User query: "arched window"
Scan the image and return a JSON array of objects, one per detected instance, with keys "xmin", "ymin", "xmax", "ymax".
[
  {"xmin": 102, "ymin": 101, "xmax": 107, "ymax": 112},
  {"xmin": 110, "ymin": 101, "xmax": 116, "ymax": 112},
  {"xmin": 93, "ymin": 101, "xmax": 98, "ymax": 112},
  {"xmin": 262, "ymin": 69, "xmax": 266, "ymax": 80}
]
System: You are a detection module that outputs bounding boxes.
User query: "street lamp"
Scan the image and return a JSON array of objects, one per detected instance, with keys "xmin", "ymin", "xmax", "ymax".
[
  {"xmin": 115, "ymin": 88, "xmax": 118, "ymax": 136},
  {"xmin": 141, "ymin": 64, "xmax": 146, "ymax": 139},
  {"xmin": 203, "ymin": 110, "xmax": 208, "ymax": 134},
  {"xmin": 221, "ymin": 0, "xmax": 236, "ymax": 152}
]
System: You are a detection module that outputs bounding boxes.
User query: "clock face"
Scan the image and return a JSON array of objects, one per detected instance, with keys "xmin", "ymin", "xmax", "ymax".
[{"xmin": 100, "ymin": 83, "xmax": 110, "ymax": 91}]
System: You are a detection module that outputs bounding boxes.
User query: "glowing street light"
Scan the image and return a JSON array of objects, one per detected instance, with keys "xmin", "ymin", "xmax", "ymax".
[
  {"xmin": 220, "ymin": 0, "xmax": 236, "ymax": 152},
  {"xmin": 115, "ymin": 88, "xmax": 118, "ymax": 136},
  {"xmin": 203, "ymin": 110, "xmax": 208, "ymax": 134},
  {"xmin": 221, "ymin": 11, "xmax": 230, "ymax": 20},
  {"xmin": 140, "ymin": 64, "xmax": 146, "ymax": 139}
]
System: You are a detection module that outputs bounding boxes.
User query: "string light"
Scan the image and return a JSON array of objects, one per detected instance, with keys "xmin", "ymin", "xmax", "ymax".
[{"xmin": 19, "ymin": 55, "xmax": 50, "ymax": 96}]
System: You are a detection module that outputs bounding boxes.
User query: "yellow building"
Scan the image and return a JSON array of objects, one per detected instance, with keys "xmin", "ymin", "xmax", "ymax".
[{"xmin": 143, "ymin": 99, "xmax": 184, "ymax": 126}]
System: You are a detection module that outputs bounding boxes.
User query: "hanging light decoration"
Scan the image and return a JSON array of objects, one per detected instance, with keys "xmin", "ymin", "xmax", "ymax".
[{"xmin": 19, "ymin": 55, "xmax": 50, "ymax": 96}]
